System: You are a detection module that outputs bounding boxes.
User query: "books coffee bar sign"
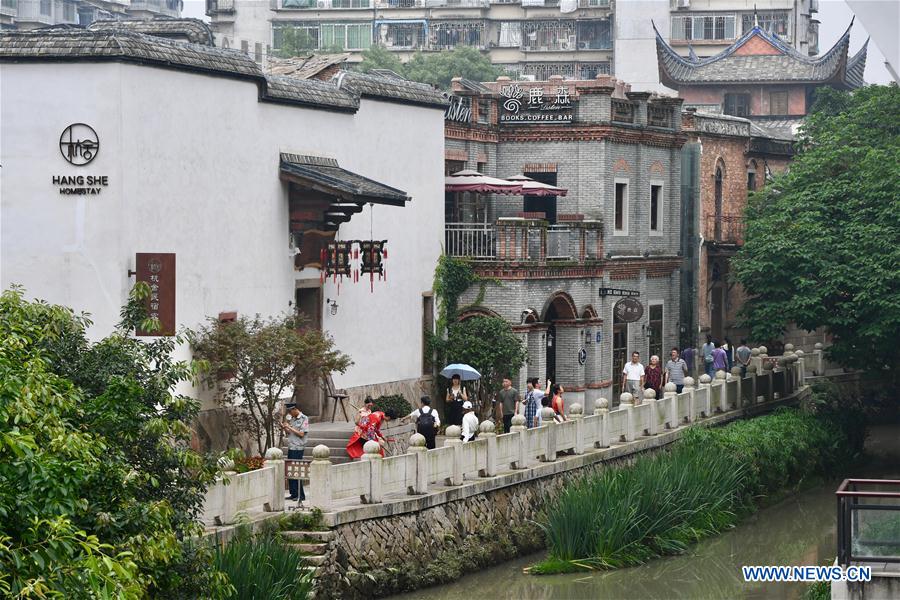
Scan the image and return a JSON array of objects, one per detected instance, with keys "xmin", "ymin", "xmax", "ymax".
[{"xmin": 499, "ymin": 84, "xmax": 574, "ymax": 124}]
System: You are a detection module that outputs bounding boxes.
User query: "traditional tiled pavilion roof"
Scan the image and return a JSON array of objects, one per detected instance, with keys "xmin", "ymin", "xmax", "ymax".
[
  {"xmin": 280, "ymin": 154, "xmax": 410, "ymax": 206},
  {"xmin": 655, "ymin": 20, "xmax": 867, "ymax": 89},
  {"xmin": 267, "ymin": 53, "xmax": 350, "ymax": 79},
  {"xmin": 0, "ymin": 29, "xmax": 446, "ymax": 112}
]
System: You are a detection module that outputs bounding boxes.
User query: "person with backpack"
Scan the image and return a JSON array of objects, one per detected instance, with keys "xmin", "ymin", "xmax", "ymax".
[
  {"xmin": 409, "ymin": 396, "xmax": 440, "ymax": 449},
  {"xmin": 702, "ymin": 335, "xmax": 716, "ymax": 379}
]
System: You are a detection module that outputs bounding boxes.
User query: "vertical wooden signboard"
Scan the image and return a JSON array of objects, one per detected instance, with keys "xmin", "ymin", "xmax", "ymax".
[{"xmin": 135, "ymin": 253, "xmax": 176, "ymax": 336}]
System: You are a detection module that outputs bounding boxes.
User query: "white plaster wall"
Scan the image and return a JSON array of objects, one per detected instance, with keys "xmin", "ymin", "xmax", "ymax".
[
  {"xmin": 614, "ymin": 0, "xmax": 673, "ymax": 92},
  {"xmin": 1, "ymin": 61, "xmax": 443, "ymax": 395}
]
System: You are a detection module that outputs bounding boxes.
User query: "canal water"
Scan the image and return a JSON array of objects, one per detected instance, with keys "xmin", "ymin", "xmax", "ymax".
[{"xmin": 392, "ymin": 425, "xmax": 900, "ymax": 600}]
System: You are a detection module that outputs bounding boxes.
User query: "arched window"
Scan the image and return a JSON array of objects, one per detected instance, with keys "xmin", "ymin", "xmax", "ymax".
[{"xmin": 714, "ymin": 163, "xmax": 724, "ymax": 241}]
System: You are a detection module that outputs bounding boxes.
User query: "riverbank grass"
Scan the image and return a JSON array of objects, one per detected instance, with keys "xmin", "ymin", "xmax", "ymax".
[{"xmin": 533, "ymin": 408, "xmax": 859, "ymax": 574}]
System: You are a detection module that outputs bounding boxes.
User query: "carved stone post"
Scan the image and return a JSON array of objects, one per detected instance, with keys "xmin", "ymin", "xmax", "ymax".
[
  {"xmin": 569, "ymin": 403, "xmax": 585, "ymax": 454},
  {"xmin": 408, "ymin": 433, "xmax": 429, "ymax": 495},
  {"xmin": 307, "ymin": 444, "xmax": 332, "ymax": 510},
  {"xmin": 479, "ymin": 421, "xmax": 498, "ymax": 477},
  {"xmin": 443, "ymin": 425, "xmax": 463, "ymax": 485},
  {"xmin": 264, "ymin": 447, "xmax": 285, "ymax": 513},
  {"xmin": 361, "ymin": 440, "xmax": 383, "ymax": 504},
  {"xmin": 643, "ymin": 388, "xmax": 657, "ymax": 435},
  {"xmin": 593, "ymin": 398, "xmax": 609, "ymax": 448},
  {"xmin": 663, "ymin": 382, "xmax": 677, "ymax": 429},
  {"xmin": 540, "ymin": 406, "xmax": 557, "ymax": 462},
  {"xmin": 682, "ymin": 377, "xmax": 696, "ymax": 423},
  {"xmin": 510, "ymin": 414, "xmax": 528, "ymax": 469}
]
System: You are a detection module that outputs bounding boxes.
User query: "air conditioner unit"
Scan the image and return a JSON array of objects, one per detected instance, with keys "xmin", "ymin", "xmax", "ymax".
[
  {"xmin": 568, "ymin": 34, "xmax": 577, "ymax": 46},
  {"xmin": 677, "ymin": 0, "xmax": 689, "ymax": 7}
]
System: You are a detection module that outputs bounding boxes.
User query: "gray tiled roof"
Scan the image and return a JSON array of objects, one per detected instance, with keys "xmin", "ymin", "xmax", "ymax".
[
  {"xmin": 87, "ymin": 18, "xmax": 215, "ymax": 46},
  {"xmin": 654, "ymin": 21, "xmax": 863, "ymax": 88},
  {"xmin": 280, "ymin": 154, "xmax": 410, "ymax": 206},
  {"xmin": 0, "ymin": 29, "xmax": 445, "ymax": 113},
  {"xmin": 846, "ymin": 39, "xmax": 868, "ymax": 88},
  {"xmin": 749, "ymin": 117, "xmax": 804, "ymax": 141},
  {"xmin": 267, "ymin": 53, "xmax": 349, "ymax": 79},
  {"xmin": 333, "ymin": 70, "xmax": 448, "ymax": 109}
]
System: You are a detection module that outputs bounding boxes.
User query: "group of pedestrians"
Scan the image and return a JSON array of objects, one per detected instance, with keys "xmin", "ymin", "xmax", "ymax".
[
  {"xmin": 700, "ymin": 336, "xmax": 752, "ymax": 378},
  {"xmin": 621, "ymin": 348, "xmax": 691, "ymax": 400}
]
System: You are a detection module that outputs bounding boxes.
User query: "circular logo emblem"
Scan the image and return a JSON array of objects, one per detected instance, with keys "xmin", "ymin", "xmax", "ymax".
[
  {"xmin": 613, "ymin": 298, "xmax": 644, "ymax": 323},
  {"xmin": 578, "ymin": 348, "xmax": 587, "ymax": 365},
  {"xmin": 59, "ymin": 123, "xmax": 99, "ymax": 166},
  {"xmin": 148, "ymin": 258, "xmax": 163, "ymax": 274}
]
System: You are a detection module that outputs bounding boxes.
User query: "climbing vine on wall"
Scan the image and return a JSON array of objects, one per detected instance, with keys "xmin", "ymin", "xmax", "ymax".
[{"xmin": 429, "ymin": 255, "xmax": 480, "ymax": 371}]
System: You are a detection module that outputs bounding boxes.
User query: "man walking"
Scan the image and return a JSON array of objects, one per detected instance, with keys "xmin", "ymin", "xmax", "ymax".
[
  {"xmin": 497, "ymin": 377, "xmax": 519, "ymax": 433},
  {"xmin": 282, "ymin": 403, "xmax": 309, "ymax": 504},
  {"xmin": 622, "ymin": 352, "xmax": 644, "ymax": 401},
  {"xmin": 712, "ymin": 342, "xmax": 728, "ymax": 374},
  {"xmin": 702, "ymin": 335, "xmax": 716, "ymax": 378},
  {"xmin": 736, "ymin": 339, "xmax": 752, "ymax": 377},
  {"xmin": 664, "ymin": 347, "xmax": 688, "ymax": 393}
]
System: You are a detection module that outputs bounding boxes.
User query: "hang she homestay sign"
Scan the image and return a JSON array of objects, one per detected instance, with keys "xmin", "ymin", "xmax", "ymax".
[{"xmin": 135, "ymin": 253, "xmax": 176, "ymax": 336}]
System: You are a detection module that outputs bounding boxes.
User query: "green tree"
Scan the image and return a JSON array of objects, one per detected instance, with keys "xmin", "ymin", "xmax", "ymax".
[
  {"xmin": 403, "ymin": 47, "xmax": 505, "ymax": 89},
  {"xmin": 356, "ymin": 44, "xmax": 404, "ymax": 75},
  {"xmin": 732, "ymin": 85, "xmax": 900, "ymax": 381},
  {"xmin": 444, "ymin": 316, "xmax": 527, "ymax": 419},
  {"xmin": 0, "ymin": 285, "xmax": 226, "ymax": 598},
  {"xmin": 276, "ymin": 28, "xmax": 318, "ymax": 58},
  {"xmin": 191, "ymin": 314, "xmax": 352, "ymax": 454}
]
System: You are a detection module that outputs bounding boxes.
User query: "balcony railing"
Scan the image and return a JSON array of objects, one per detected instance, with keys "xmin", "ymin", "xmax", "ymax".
[
  {"xmin": 837, "ymin": 479, "xmax": 900, "ymax": 567},
  {"xmin": 705, "ymin": 215, "xmax": 745, "ymax": 245},
  {"xmin": 446, "ymin": 219, "xmax": 602, "ymax": 263}
]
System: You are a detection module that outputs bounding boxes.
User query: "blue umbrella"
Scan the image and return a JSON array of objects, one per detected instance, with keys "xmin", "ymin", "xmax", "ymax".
[{"xmin": 440, "ymin": 363, "xmax": 481, "ymax": 381}]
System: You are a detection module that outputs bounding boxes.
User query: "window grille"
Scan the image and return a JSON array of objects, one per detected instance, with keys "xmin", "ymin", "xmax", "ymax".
[
  {"xmin": 429, "ymin": 21, "xmax": 484, "ymax": 50},
  {"xmin": 611, "ymin": 99, "xmax": 634, "ymax": 123},
  {"xmin": 522, "ymin": 20, "xmax": 577, "ymax": 51}
]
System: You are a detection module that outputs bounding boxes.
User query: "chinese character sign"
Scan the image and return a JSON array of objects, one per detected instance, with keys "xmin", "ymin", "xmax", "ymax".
[
  {"xmin": 136, "ymin": 253, "xmax": 176, "ymax": 336},
  {"xmin": 499, "ymin": 84, "xmax": 574, "ymax": 124}
]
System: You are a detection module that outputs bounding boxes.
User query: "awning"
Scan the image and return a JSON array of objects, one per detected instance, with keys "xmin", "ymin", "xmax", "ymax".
[
  {"xmin": 506, "ymin": 174, "xmax": 568, "ymax": 197},
  {"xmin": 280, "ymin": 153, "xmax": 410, "ymax": 207},
  {"xmin": 445, "ymin": 169, "xmax": 524, "ymax": 195}
]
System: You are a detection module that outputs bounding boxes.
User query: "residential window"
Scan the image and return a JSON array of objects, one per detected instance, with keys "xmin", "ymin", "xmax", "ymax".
[
  {"xmin": 497, "ymin": 21, "xmax": 522, "ymax": 48},
  {"xmin": 648, "ymin": 304, "xmax": 663, "ymax": 361},
  {"xmin": 747, "ymin": 160, "xmax": 758, "ymax": 191},
  {"xmin": 62, "ymin": 1, "xmax": 74, "ymax": 20},
  {"xmin": 477, "ymin": 99, "xmax": 490, "ymax": 123},
  {"xmin": 273, "ymin": 22, "xmax": 320, "ymax": 51},
  {"xmin": 445, "ymin": 160, "xmax": 465, "ymax": 176},
  {"xmin": 331, "ymin": 0, "xmax": 370, "ymax": 7},
  {"xmin": 0, "ymin": 0, "xmax": 17, "ymax": 9},
  {"xmin": 723, "ymin": 93, "xmax": 750, "ymax": 117},
  {"xmin": 321, "ymin": 22, "xmax": 372, "ymax": 50},
  {"xmin": 522, "ymin": 20, "xmax": 577, "ymax": 51},
  {"xmin": 576, "ymin": 19, "xmax": 611, "ymax": 50},
  {"xmin": 769, "ymin": 91, "xmax": 788, "ymax": 115},
  {"xmin": 614, "ymin": 181, "xmax": 628, "ymax": 234},
  {"xmin": 650, "ymin": 184, "xmax": 663, "ymax": 234},
  {"xmin": 378, "ymin": 22, "xmax": 426, "ymax": 49},
  {"xmin": 422, "ymin": 295, "xmax": 434, "ymax": 375},
  {"xmin": 671, "ymin": 15, "xmax": 736, "ymax": 41},
  {"xmin": 281, "ymin": 0, "xmax": 314, "ymax": 6},
  {"xmin": 429, "ymin": 20, "xmax": 485, "ymax": 50},
  {"xmin": 40, "ymin": 0, "xmax": 51, "ymax": 15},
  {"xmin": 742, "ymin": 10, "xmax": 791, "ymax": 41},
  {"xmin": 579, "ymin": 62, "xmax": 610, "ymax": 79}
]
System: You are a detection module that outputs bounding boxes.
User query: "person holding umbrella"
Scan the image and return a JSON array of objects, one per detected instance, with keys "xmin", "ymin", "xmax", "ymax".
[
  {"xmin": 440, "ymin": 364, "xmax": 480, "ymax": 427},
  {"xmin": 445, "ymin": 374, "xmax": 468, "ymax": 427}
]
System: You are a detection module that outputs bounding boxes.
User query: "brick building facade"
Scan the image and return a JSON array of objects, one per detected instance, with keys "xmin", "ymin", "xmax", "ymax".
[
  {"xmin": 680, "ymin": 109, "xmax": 793, "ymax": 346},
  {"xmin": 444, "ymin": 75, "xmax": 685, "ymax": 409}
]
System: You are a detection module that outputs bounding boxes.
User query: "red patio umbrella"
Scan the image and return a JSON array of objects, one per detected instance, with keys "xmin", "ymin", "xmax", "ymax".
[{"xmin": 506, "ymin": 174, "xmax": 568, "ymax": 197}]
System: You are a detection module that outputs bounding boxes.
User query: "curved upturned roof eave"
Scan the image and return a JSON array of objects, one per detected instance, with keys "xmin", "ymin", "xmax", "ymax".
[{"xmin": 653, "ymin": 19, "xmax": 856, "ymax": 87}]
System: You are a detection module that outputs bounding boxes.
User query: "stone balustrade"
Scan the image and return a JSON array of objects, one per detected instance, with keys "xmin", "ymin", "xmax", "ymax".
[
  {"xmin": 201, "ymin": 447, "xmax": 285, "ymax": 526},
  {"xmin": 306, "ymin": 360, "xmax": 801, "ymax": 510}
]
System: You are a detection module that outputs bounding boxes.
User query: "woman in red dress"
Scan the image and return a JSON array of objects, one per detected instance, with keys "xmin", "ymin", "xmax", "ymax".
[{"xmin": 346, "ymin": 408, "xmax": 397, "ymax": 459}]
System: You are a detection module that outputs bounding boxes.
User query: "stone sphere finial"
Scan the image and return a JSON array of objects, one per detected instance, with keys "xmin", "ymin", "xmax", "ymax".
[
  {"xmin": 664, "ymin": 382, "xmax": 677, "ymax": 393},
  {"xmin": 699, "ymin": 374, "xmax": 712, "ymax": 385},
  {"xmin": 312, "ymin": 444, "xmax": 331, "ymax": 461},
  {"xmin": 747, "ymin": 364, "xmax": 758, "ymax": 375},
  {"xmin": 777, "ymin": 357, "xmax": 787, "ymax": 368},
  {"xmin": 784, "ymin": 343, "xmax": 794, "ymax": 352},
  {"xmin": 362, "ymin": 440, "xmax": 382, "ymax": 457},
  {"xmin": 569, "ymin": 402, "xmax": 583, "ymax": 416},
  {"xmin": 598, "ymin": 398, "xmax": 609, "ymax": 409},
  {"xmin": 795, "ymin": 349, "xmax": 805, "ymax": 358},
  {"xmin": 683, "ymin": 376, "xmax": 695, "ymax": 389},
  {"xmin": 814, "ymin": 342, "xmax": 823, "ymax": 350},
  {"xmin": 540, "ymin": 406, "xmax": 556, "ymax": 422},
  {"xmin": 445, "ymin": 425, "xmax": 462, "ymax": 439},
  {"xmin": 759, "ymin": 345, "xmax": 768, "ymax": 355},
  {"xmin": 619, "ymin": 392, "xmax": 633, "ymax": 405},
  {"xmin": 731, "ymin": 366, "xmax": 743, "ymax": 377},
  {"xmin": 715, "ymin": 370, "xmax": 727, "ymax": 380},
  {"xmin": 511, "ymin": 414, "xmax": 526, "ymax": 427},
  {"xmin": 751, "ymin": 347, "xmax": 760, "ymax": 356},
  {"xmin": 643, "ymin": 388, "xmax": 656, "ymax": 400},
  {"xmin": 409, "ymin": 432, "xmax": 427, "ymax": 448},
  {"xmin": 264, "ymin": 447, "xmax": 284, "ymax": 461},
  {"xmin": 217, "ymin": 456, "xmax": 235, "ymax": 472},
  {"xmin": 479, "ymin": 420, "xmax": 496, "ymax": 434}
]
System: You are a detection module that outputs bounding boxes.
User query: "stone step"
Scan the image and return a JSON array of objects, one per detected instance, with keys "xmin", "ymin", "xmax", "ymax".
[
  {"xmin": 291, "ymin": 551, "xmax": 328, "ymax": 567},
  {"xmin": 290, "ymin": 542, "xmax": 327, "ymax": 554},
  {"xmin": 306, "ymin": 429, "xmax": 354, "ymax": 441},
  {"xmin": 281, "ymin": 530, "xmax": 334, "ymax": 542}
]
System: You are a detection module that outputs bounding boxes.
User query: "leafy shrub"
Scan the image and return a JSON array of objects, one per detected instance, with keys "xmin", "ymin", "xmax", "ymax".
[
  {"xmin": 374, "ymin": 394, "xmax": 412, "ymax": 418},
  {"xmin": 213, "ymin": 527, "xmax": 313, "ymax": 600}
]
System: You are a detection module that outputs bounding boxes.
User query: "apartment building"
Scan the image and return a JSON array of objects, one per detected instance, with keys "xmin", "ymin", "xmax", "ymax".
[
  {"xmin": 207, "ymin": 0, "xmax": 615, "ymax": 78},
  {"xmin": 0, "ymin": 0, "xmax": 181, "ymax": 29}
]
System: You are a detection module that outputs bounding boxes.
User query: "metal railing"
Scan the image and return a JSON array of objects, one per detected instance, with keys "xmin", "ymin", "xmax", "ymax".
[
  {"xmin": 837, "ymin": 479, "xmax": 900, "ymax": 566},
  {"xmin": 445, "ymin": 223, "xmax": 497, "ymax": 260},
  {"xmin": 446, "ymin": 221, "xmax": 602, "ymax": 263},
  {"xmin": 704, "ymin": 214, "xmax": 745, "ymax": 245}
]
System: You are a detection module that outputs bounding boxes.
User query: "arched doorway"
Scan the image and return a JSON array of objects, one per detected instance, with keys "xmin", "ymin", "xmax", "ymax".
[{"xmin": 542, "ymin": 293, "xmax": 577, "ymax": 383}]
